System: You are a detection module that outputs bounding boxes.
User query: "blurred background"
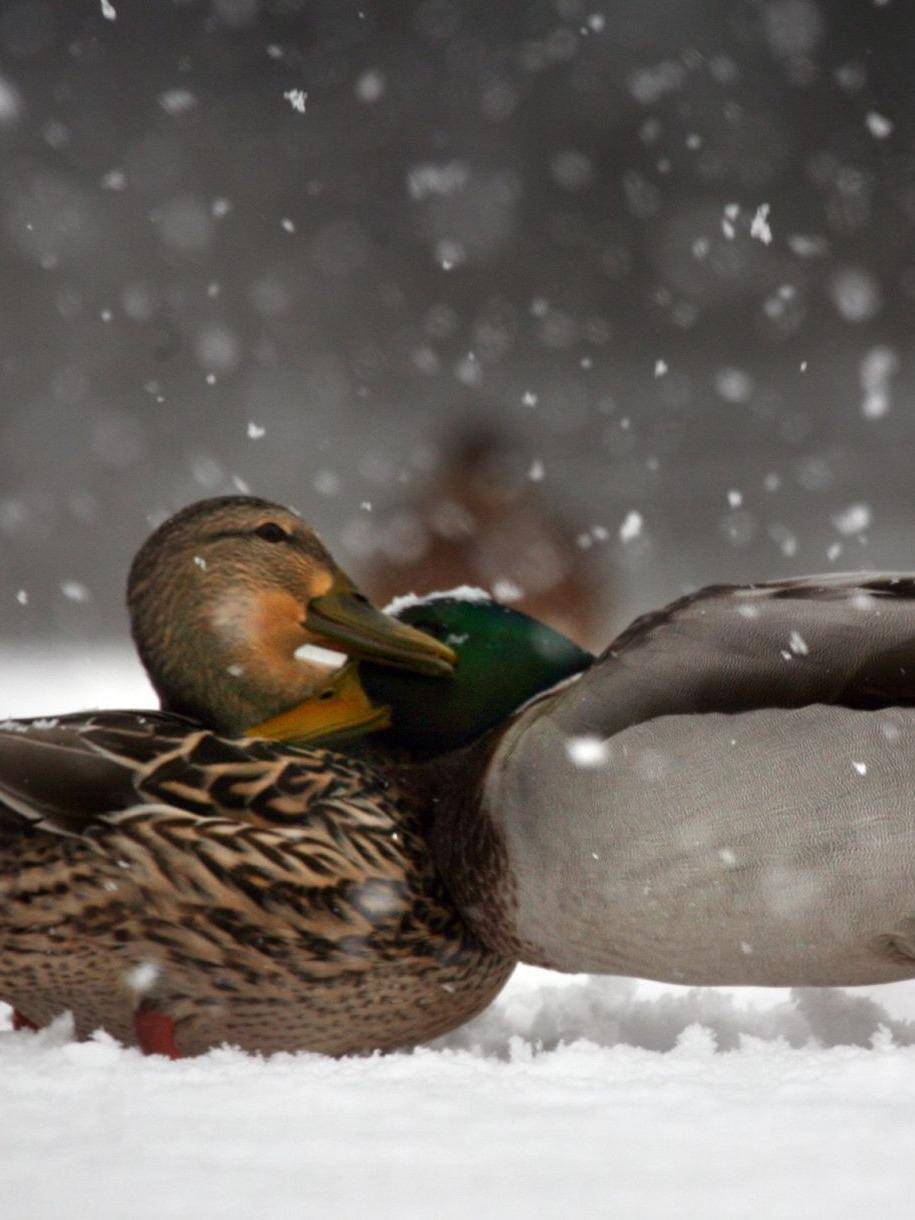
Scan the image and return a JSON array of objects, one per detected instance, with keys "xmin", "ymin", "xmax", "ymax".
[{"xmin": 0, "ymin": 0, "xmax": 912, "ymax": 655}]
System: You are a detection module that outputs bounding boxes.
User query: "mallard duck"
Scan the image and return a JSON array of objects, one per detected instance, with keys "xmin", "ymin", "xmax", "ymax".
[
  {"xmin": 359, "ymin": 424, "xmax": 607, "ymax": 650},
  {"xmin": 284, "ymin": 575, "xmax": 915, "ymax": 990},
  {"xmin": 0, "ymin": 496, "xmax": 518, "ymax": 1058}
]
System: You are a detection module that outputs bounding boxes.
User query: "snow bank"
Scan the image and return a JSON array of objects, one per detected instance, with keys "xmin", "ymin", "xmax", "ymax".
[{"xmin": 3, "ymin": 978, "xmax": 915, "ymax": 1220}]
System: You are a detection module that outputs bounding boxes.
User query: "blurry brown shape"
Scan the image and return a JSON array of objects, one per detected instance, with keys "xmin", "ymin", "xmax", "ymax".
[{"xmin": 361, "ymin": 425, "xmax": 607, "ymax": 650}]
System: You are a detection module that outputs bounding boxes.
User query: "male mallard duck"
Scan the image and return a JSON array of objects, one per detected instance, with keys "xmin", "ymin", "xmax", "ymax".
[
  {"xmin": 0, "ymin": 496, "xmax": 519, "ymax": 1058},
  {"xmin": 286, "ymin": 575, "xmax": 915, "ymax": 990}
]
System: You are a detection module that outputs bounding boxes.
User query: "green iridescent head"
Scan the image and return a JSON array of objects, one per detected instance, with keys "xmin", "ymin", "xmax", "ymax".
[{"xmin": 250, "ymin": 596, "xmax": 593, "ymax": 755}]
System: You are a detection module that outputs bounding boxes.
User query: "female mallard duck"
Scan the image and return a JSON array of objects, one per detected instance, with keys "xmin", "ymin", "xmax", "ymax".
[
  {"xmin": 287, "ymin": 574, "xmax": 915, "ymax": 990},
  {"xmin": 0, "ymin": 496, "xmax": 525, "ymax": 1058}
]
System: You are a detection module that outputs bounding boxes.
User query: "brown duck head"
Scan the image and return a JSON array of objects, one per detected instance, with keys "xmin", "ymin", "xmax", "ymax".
[{"xmin": 127, "ymin": 496, "xmax": 455, "ymax": 735}]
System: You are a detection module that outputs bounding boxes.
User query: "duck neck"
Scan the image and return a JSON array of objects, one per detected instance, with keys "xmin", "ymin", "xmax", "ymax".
[
  {"xmin": 358, "ymin": 602, "xmax": 591, "ymax": 755},
  {"xmin": 154, "ymin": 634, "xmax": 328, "ymax": 737}
]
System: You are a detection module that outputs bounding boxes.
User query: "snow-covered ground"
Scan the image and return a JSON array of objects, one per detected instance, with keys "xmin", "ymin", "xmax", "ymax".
[{"xmin": 3, "ymin": 649, "xmax": 915, "ymax": 1219}]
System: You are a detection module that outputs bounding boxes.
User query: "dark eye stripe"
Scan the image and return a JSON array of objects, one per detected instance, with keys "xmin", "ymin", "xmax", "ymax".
[{"xmin": 203, "ymin": 527, "xmax": 331, "ymax": 563}]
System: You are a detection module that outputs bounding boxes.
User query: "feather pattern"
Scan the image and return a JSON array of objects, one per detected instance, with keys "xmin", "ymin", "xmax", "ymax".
[
  {"xmin": 435, "ymin": 574, "xmax": 915, "ymax": 986},
  {"xmin": 0, "ymin": 712, "xmax": 512, "ymax": 1055}
]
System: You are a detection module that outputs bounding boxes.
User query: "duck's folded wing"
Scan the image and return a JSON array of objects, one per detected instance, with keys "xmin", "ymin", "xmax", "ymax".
[
  {"xmin": 0, "ymin": 711, "xmax": 324, "ymax": 837},
  {"xmin": 0, "ymin": 717, "xmax": 399, "ymax": 942},
  {"xmin": 545, "ymin": 573, "xmax": 915, "ymax": 739}
]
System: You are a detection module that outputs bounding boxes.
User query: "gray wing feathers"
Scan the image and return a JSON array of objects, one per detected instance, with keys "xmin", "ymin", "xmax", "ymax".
[
  {"xmin": 478, "ymin": 574, "xmax": 915, "ymax": 983},
  {"xmin": 547, "ymin": 573, "xmax": 915, "ymax": 741}
]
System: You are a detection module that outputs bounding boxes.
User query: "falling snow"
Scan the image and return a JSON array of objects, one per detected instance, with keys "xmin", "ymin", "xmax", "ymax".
[
  {"xmin": 750, "ymin": 203, "xmax": 772, "ymax": 245},
  {"xmin": 1, "ymin": 9, "xmax": 914, "ymax": 1207},
  {"xmin": 833, "ymin": 504, "xmax": 872, "ymax": 536},
  {"xmin": 283, "ymin": 89, "xmax": 308, "ymax": 114},
  {"xmin": 865, "ymin": 111, "xmax": 893, "ymax": 139},
  {"xmin": 619, "ymin": 511, "xmax": 644, "ymax": 543},
  {"xmin": 60, "ymin": 581, "xmax": 90, "ymax": 603},
  {"xmin": 565, "ymin": 735, "xmax": 610, "ymax": 766}
]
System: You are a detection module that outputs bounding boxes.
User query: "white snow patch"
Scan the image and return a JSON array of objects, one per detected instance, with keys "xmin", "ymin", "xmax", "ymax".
[
  {"xmin": 715, "ymin": 367, "xmax": 753, "ymax": 402},
  {"xmin": 788, "ymin": 631, "xmax": 809, "ymax": 656},
  {"xmin": 860, "ymin": 345, "xmax": 898, "ymax": 420},
  {"xmin": 629, "ymin": 60, "xmax": 686, "ymax": 105},
  {"xmin": 865, "ymin": 111, "xmax": 893, "ymax": 138},
  {"xmin": 384, "ymin": 586, "xmax": 493, "ymax": 615},
  {"xmin": 831, "ymin": 267, "xmax": 881, "ymax": 322},
  {"xmin": 853, "ymin": 761, "xmax": 868, "ymax": 776},
  {"xmin": 60, "ymin": 581, "xmax": 90, "ymax": 603},
  {"xmin": 124, "ymin": 961, "xmax": 161, "ymax": 994},
  {"xmin": 283, "ymin": 89, "xmax": 308, "ymax": 114},
  {"xmin": 492, "ymin": 579, "xmax": 523, "ymax": 603},
  {"xmin": 407, "ymin": 161, "xmax": 469, "ymax": 201},
  {"xmin": 833, "ymin": 503, "xmax": 872, "ymax": 536},
  {"xmin": 355, "ymin": 69, "xmax": 385, "ymax": 103},
  {"xmin": 246, "ymin": 421, "xmax": 266, "ymax": 440},
  {"xmin": 750, "ymin": 203, "xmax": 772, "ymax": 245},
  {"xmin": 159, "ymin": 89, "xmax": 197, "ymax": 116},
  {"xmin": 789, "ymin": 233, "xmax": 828, "ymax": 258},
  {"xmin": 566, "ymin": 735, "xmax": 609, "ymax": 767},
  {"xmin": 619, "ymin": 510, "xmax": 644, "ymax": 543},
  {"xmin": 293, "ymin": 643, "xmax": 347, "ymax": 669},
  {"xmin": 5, "ymin": 983, "xmax": 915, "ymax": 1219}
]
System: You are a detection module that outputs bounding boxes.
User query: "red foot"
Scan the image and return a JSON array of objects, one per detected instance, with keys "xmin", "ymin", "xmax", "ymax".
[
  {"xmin": 12, "ymin": 1009, "xmax": 38, "ymax": 1032},
  {"xmin": 134, "ymin": 1008, "xmax": 182, "ymax": 1059}
]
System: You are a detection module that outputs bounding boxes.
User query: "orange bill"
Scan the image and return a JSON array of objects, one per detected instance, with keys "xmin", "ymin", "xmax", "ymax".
[{"xmin": 304, "ymin": 578, "xmax": 456, "ymax": 677}]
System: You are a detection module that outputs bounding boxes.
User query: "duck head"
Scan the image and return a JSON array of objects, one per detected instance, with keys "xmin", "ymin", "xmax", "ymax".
[
  {"xmin": 251, "ymin": 595, "xmax": 593, "ymax": 755},
  {"xmin": 127, "ymin": 496, "xmax": 456, "ymax": 735}
]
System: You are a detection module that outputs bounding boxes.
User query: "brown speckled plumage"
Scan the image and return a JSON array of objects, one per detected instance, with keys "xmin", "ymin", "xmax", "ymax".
[
  {"xmin": 0, "ymin": 495, "xmax": 512, "ymax": 1056},
  {"xmin": 0, "ymin": 711, "xmax": 512, "ymax": 1055}
]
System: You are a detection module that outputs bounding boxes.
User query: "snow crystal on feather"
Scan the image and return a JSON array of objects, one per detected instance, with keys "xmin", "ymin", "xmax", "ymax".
[{"xmin": 384, "ymin": 586, "xmax": 493, "ymax": 615}]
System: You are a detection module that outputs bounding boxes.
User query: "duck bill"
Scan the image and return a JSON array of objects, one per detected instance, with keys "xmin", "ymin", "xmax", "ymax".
[
  {"xmin": 248, "ymin": 664, "xmax": 392, "ymax": 746},
  {"xmin": 305, "ymin": 585, "xmax": 456, "ymax": 677}
]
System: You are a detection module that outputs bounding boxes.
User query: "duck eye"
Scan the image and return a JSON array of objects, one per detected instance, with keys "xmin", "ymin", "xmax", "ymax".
[
  {"xmin": 255, "ymin": 522, "xmax": 289, "ymax": 543},
  {"xmin": 318, "ymin": 688, "xmax": 335, "ymax": 701}
]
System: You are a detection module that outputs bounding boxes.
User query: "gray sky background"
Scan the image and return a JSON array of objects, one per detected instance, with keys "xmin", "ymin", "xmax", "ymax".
[{"xmin": 0, "ymin": 0, "xmax": 912, "ymax": 644}]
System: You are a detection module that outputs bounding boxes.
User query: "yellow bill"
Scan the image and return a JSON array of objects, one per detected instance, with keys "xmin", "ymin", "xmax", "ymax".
[{"xmin": 247, "ymin": 662, "xmax": 391, "ymax": 746}]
